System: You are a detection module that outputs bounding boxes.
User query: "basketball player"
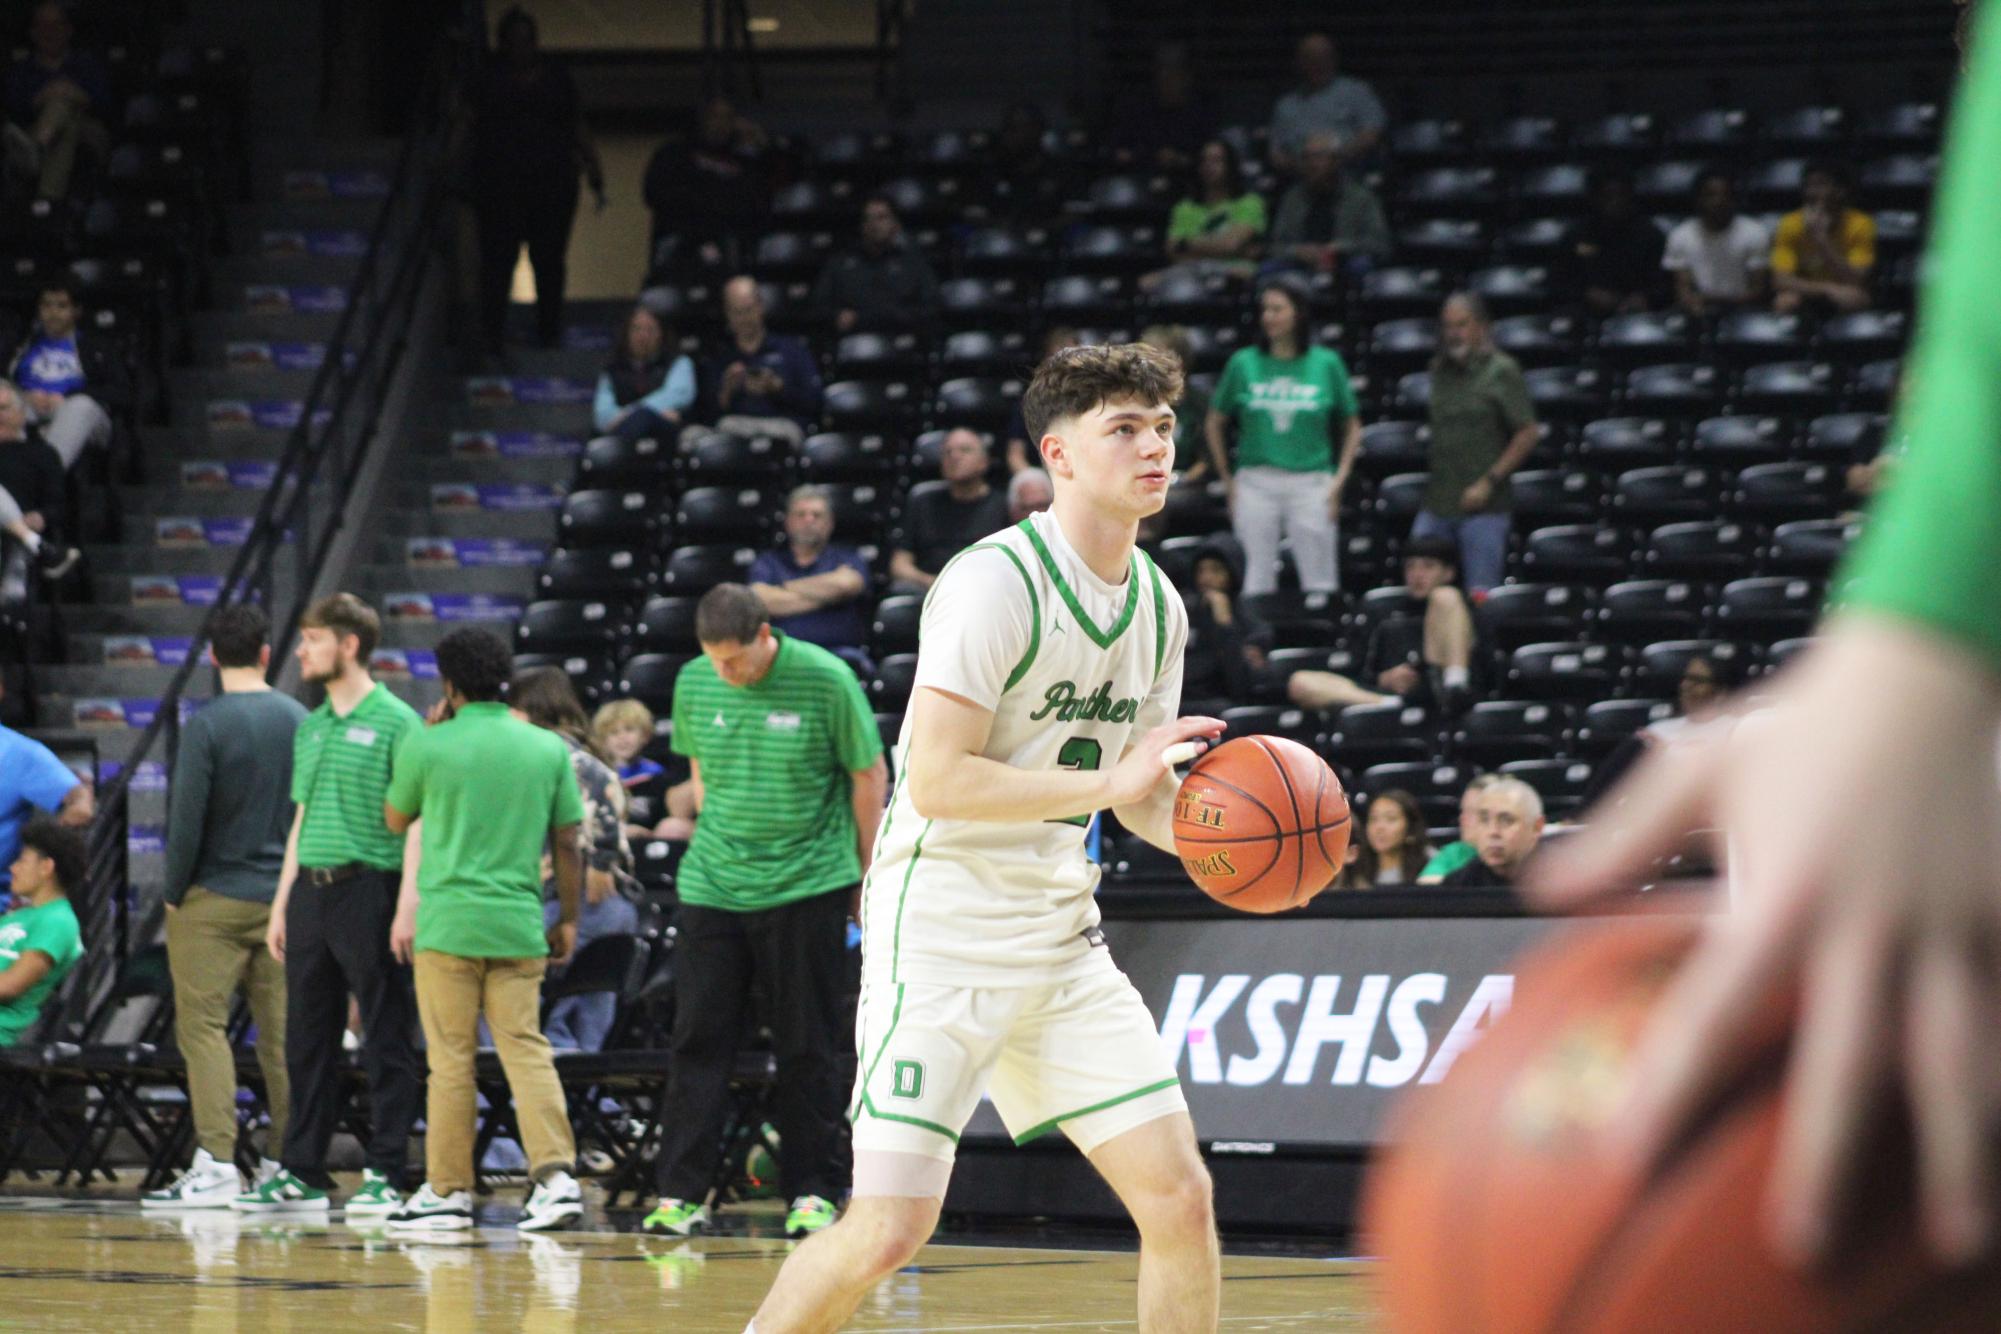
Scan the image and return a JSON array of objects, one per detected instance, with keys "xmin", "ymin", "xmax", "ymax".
[
  {"xmin": 1536, "ymin": 3, "xmax": 2001, "ymax": 1271},
  {"xmin": 743, "ymin": 344, "xmax": 1227, "ymax": 1334}
]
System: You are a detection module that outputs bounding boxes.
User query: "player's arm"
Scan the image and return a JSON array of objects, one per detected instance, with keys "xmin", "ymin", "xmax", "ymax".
[
  {"xmin": 906, "ymin": 686, "xmax": 1217, "ymax": 824},
  {"xmin": 1111, "ymin": 598, "xmax": 1196, "ymax": 854}
]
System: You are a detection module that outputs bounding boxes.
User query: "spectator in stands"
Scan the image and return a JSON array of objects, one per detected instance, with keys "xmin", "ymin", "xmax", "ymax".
[
  {"xmin": 641, "ymin": 94, "xmax": 770, "ymax": 280},
  {"xmin": 1286, "ymin": 536, "xmax": 1478, "ymax": 713},
  {"xmin": 1007, "ymin": 467, "xmax": 1053, "ymax": 524},
  {"xmin": 1846, "ymin": 422, "xmax": 1907, "ymax": 505},
  {"xmin": 890, "ymin": 429, "xmax": 1010, "ymax": 592},
  {"xmin": 990, "ymin": 100, "xmax": 1068, "ymax": 225},
  {"xmin": 1414, "ymin": 292, "xmax": 1539, "ymax": 595},
  {"xmin": 1771, "ymin": 160, "xmax": 1876, "ymax": 315},
  {"xmin": 3, "ymin": 2, "xmax": 109, "ymax": 201},
  {"xmin": 592, "ymin": 304, "xmax": 694, "ymax": 445},
  {"xmin": 812, "ymin": 195, "xmax": 941, "ymax": 335},
  {"xmin": 642, "ymin": 584, "xmax": 885, "ymax": 1241},
  {"xmin": 382, "ymin": 627, "xmax": 585, "ymax": 1232},
  {"xmin": 1141, "ymin": 139, "xmax": 1267, "ymax": 291},
  {"xmin": 1440, "ymin": 776, "xmax": 1544, "ymax": 889},
  {"xmin": 750, "ymin": 484, "xmax": 875, "ymax": 671},
  {"xmin": 1206, "ymin": 278, "xmax": 1361, "ymax": 597},
  {"xmin": 1337, "ymin": 790, "xmax": 1433, "ymax": 889},
  {"xmin": 9, "ymin": 279, "xmax": 127, "ymax": 471},
  {"xmin": 1138, "ymin": 325, "xmax": 1211, "ymax": 483},
  {"xmin": 0, "ymin": 676, "xmax": 88, "ymax": 892},
  {"xmin": 1107, "ymin": 41, "xmax": 1216, "ymax": 174},
  {"xmin": 508, "ymin": 667, "xmax": 638, "ymax": 1054},
  {"xmin": 0, "ymin": 380, "xmax": 79, "ymax": 600},
  {"xmin": 0, "ymin": 815, "xmax": 83, "ymax": 1045},
  {"xmin": 703, "ymin": 277, "xmax": 823, "ymax": 446},
  {"xmin": 468, "ymin": 7, "xmax": 605, "ymax": 354},
  {"xmin": 1663, "ymin": 171, "xmax": 1770, "ymax": 316},
  {"xmin": 1180, "ymin": 534, "xmax": 1273, "ymax": 715},
  {"xmin": 1264, "ymin": 134, "xmax": 1391, "ymax": 282},
  {"xmin": 593, "ymin": 698, "xmax": 697, "ymax": 843},
  {"xmin": 145, "ymin": 604, "xmax": 302, "ymax": 1209},
  {"xmin": 1268, "ymin": 31, "xmax": 1386, "ymax": 175},
  {"xmin": 241, "ymin": 594, "xmax": 422, "ymax": 1218},
  {"xmin": 1571, "ymin": 170, "xmax": 1664, "ymax": 315},
  {"xmin": 1005, "ymin": 328, "xmax": 1082, "ymax": 473},
  {"xmin": 1584, "ymin": 651, "xmax": 1743, "ymax": 808},
  {"xmin": 1417, "ymin": 772, "xmax": 1500, "ymax": 883}
]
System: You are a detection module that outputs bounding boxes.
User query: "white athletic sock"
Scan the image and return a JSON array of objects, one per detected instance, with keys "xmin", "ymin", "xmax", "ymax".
[{"xmin": 1443, "ymin": 665, "xmax": 1469, "ymax": 689}]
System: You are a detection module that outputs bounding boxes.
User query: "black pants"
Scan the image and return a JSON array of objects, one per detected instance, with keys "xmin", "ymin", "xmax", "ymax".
[
  {"xmin": 475, "ymin": 176, "xmax": 579, "ymax": 350},
  {"xmin": 654, "ymin": 890, "xmax": 854, "ymax": 1204},
  {"xmin": 281, "ymin": 871, "xmax": 425, "ymax": 1186}
]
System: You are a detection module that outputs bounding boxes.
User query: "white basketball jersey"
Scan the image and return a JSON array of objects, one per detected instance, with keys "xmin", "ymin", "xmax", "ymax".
[{"xmin": 863, "ymin": 509, "xmax": 1186, "ymax": 987}]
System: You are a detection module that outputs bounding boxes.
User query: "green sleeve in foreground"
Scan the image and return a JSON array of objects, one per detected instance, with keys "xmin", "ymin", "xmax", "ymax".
[{"xmin": 1840, "ymin": 11, "xmax": 2001, "ymax": 674}]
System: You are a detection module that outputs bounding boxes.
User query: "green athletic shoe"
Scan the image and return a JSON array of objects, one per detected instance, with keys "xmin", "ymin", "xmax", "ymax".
[
  {"xmin": 640, "ymin": 1198, "xmax": 709, "ymax": 1236},
  {"xmin": 343, "ymin": 1169, "xmax": 403, "ymax": 1217},
  {"xmin": 785, "ymin": 1195, "xmax": 836, "ymax": 1238},
  {"xmin": 230, "ymin": 1169, "xmax": 329, "ymax": 1213}
]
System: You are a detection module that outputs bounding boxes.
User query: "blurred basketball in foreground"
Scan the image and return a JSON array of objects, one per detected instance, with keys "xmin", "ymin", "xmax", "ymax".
[{"xmin": 1362, "ymin": 917, "xmax": 2001, "ymax": 1332}]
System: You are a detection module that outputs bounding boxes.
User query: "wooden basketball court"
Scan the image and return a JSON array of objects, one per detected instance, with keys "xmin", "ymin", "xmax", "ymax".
[{"xmin": 0, "ymin": 1198, "xmax": 1379, "ymax": 1331}]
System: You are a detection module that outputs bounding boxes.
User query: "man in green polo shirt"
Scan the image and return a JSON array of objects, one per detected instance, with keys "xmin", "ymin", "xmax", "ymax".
[
  {"xmin": 380, "ymin": 625, "xmax": 586, "ymax": 1233},
  {"xmin": 235, "ymin": 593, "xmax": 423, "ymax": 1217},
  {"xmin": 643, "ymin": 583, "xmax": 887, "ymax": 1241},
  {"xmin": 1415, "ymin": 292, "xmax": 1542, "ymax": 594}
]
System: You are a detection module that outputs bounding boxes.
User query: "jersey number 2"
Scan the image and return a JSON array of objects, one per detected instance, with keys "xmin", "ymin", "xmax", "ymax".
[{"xmin": 1052, "ymin": 736, "xmax": 1103, "ymax": 827}]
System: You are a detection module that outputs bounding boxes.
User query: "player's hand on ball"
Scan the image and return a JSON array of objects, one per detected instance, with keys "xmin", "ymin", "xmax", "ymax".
[
  {"xmin": 1108, "ymin": 716, "xmax": 1225, "ymax": 808},
  {"xmin": 1527, "ymin": 617, "xmax": 2001, "ymax": 1267}
]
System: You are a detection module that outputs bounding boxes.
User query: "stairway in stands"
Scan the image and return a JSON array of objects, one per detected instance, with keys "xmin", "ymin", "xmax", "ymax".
[{"xmin": 27, "ymin": 134, "xmax": 399, "ymax": 904}]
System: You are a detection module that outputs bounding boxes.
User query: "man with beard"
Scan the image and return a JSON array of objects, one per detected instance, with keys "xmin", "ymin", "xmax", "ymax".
[{"xmin": 233, "ymin": 594, "xmax": 425, "ymax": 1219}]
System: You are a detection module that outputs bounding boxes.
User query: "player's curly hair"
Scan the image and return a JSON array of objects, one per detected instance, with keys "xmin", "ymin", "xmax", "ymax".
[
  {"xmin": 1020, "ymin": 342, "xmax": 1184, "ymax": 444},
  {"xmin": 434, "ymin": 626, "xmax": 515, "ymax": 703}
]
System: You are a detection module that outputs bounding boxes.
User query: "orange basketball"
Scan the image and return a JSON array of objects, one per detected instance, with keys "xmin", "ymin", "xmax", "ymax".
[
  {"xmin": 1172, "ymin": 735, "xmax": 1349, "ymax": 913},
  {"xmin": 1362, "ymin": 916, "xmax": 2001, "ymax": 1333}
]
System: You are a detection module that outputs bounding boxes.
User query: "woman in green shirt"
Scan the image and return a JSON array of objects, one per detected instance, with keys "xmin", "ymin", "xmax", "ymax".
[
  {"xmin": 1204, "ymin": 279, "xmax": 1362, "ymax": 596},
  {"xmin": 1534, "ymin": 4, "xmax": 2001, "ymax": 1271},
  {"xmin": 1142, "ymin": 138, "xmax": 1267, "ymax": 290}
]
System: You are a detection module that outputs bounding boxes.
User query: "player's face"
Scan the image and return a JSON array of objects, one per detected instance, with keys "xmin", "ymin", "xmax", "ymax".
[
  {"xmin": 1366, "ymin": 797, "xmax": 1408, "ymax": 855},
  {"xmin": 295, "ymin": 626, "xmax": 354, "ymax": 685},
  {"xmin": 701, "ymin": 631, "xmax": 775, "ymax": 688},
  {"xmin": 1045, "ymin": 398, "xmax": 1176, "ymax": 519}
]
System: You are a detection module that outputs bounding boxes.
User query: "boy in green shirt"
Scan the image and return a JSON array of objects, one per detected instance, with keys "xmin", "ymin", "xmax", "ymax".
[
  {"xmin": 0, "ymin": 815, "xmax": 84, "ymax": 1045},
  {"xmin": 382, "ymin": 626, "xmax": 586, "ymax": 1234}
]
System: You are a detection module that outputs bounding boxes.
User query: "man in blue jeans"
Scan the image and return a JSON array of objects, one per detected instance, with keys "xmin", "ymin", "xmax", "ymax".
[{"xmin": 1413, "ymin": 293, "xmax": 1541, "ymax": 594}]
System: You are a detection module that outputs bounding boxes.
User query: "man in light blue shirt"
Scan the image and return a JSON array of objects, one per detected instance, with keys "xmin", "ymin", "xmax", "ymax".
[
  {"xmin": 1268, "ymin": 32, "xmax": 1387, "ymax": 175},
  {"xmin": 0, "ymin": 677, "xmax": 92, "ymax": 891}
]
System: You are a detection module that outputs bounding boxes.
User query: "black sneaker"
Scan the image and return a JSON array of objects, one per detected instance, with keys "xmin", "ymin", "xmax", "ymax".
[{"xmin": 34, "ymin": 543, "xmax": 79, "ymax": 580}]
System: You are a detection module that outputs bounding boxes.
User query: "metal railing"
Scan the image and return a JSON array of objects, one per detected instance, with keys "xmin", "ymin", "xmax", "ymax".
[{"xmin": 74, "ymin": 5, "xmax": 484, "ymax": 988}]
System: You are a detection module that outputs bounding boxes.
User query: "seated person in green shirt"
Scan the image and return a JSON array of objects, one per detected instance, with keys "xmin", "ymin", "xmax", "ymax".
[
  {"xmin": 0, "ymin": 815, "xmax": 85, "ymax": 1045},
  {"xmin": 1141, "ymin": 138, "xmax": 1268, "ymax": 290},
  {"xmin": 1417, "ymin": 773, "xmax": 1501, "ymax": 884},
  {"xmin": 382, "ymin": 626, "xmax": 588, "ymax": 1236}
]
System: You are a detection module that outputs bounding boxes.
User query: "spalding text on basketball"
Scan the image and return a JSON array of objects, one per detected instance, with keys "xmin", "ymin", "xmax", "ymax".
[{"xmin": 1181, "ymin": 850, "xmax": 1238, "ymax": 880}]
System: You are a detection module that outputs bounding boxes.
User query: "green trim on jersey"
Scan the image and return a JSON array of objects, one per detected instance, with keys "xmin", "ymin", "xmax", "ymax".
[
  {"xmin": 889, "ymin": 816, "xmax": 933, "ymax": 984},
  {"xmin": 858, "ymin": 1095, "xmax": 962, "ymax": 1143},
  {"xmin": 1145, "ymin": 555, "xmax": 1166, "ymax": 682},
  {"xmin": 1019, "ymin": 519, "xmax": 1140, "ymax": 650},
  {"xmin": 1010, "ymin": 1076, "xmax": 1183, "ymax": 1145},
  {"xmin": 928, "ymin": 542, "xmax": 1042, "ymax": 692}
]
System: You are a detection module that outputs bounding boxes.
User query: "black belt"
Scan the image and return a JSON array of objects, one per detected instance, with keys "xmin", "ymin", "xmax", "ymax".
[{"xmin": 300, "ymin": 863, "xmax": 381, "ymax": 888}]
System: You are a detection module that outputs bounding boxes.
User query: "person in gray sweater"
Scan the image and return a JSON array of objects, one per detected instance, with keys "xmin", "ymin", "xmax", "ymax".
[{"xmin": 144, "ymin": 603, "xmax": 308, "ymax": 1209}]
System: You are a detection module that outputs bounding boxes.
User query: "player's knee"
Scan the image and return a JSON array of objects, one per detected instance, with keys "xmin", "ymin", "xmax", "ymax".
[
  {"xmin": 851, "ymin": 1202, "xmax": 937, "ymax": 1275},
  {"xmin": 1135, "ymin": 1165, "xmax": 1214, "ymax": 1239}
]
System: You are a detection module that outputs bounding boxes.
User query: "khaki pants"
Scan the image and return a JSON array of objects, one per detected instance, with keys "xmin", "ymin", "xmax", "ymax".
[
  {"xmin": 412, "ymin": 951, "xmax": 575, "ymax": 1195},
  {"xmin": 165, "ymin": 887, "xmax": 290, "ymax": 1163}
]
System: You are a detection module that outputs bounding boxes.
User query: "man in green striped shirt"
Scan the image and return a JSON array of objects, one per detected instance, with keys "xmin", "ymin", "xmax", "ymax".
[
  {"xmin": 642, "ymin": 584, "xmax": 887, "ymax": 1241},
  {"xmin": 1537, "ymin": 1, "xmax": 2001, "ymax": 1272},
  {"xmin": 236, "ymin": 594, "xmax": 424, "ymax": 1217}
]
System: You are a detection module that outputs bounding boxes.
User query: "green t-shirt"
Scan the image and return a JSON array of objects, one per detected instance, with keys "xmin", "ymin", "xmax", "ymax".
[
  {"xmin": 1421, "ymin": 349, "xmax": 1537, "ymax": 518},
  {"xmin": 0, "ymin": 897, "xmax": 81, "ymax": 1044},
  {"xmin": 672, "ymin": 634, "xmax": 884, "ymax": 912},
  {"xmin": 386, "ymin": 703, "xmax": 586, "ymax": 959},
  {"xmin": 1418, "ymin": 840, "xmax": 1478, "ymax": 881},
  {"xmin": 1211, "ymin": 345, "xmax": 1359, "ymax": 472},
  {"xmin": 1842, "ymin": 11, "xmax": 2001, "ymax": 672},
  {"xmin": 1167, "ymin": 193, "xmax": 1268, "ymax": 247},
  {"xmin": 292, "ymin": 683, "xmax": 422, "ymax": 871}
]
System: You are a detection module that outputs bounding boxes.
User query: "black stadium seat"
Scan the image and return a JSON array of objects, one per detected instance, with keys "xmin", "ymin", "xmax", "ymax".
[
  {"xmin": 1491, "ymin": 313, "xmax": 1582, "ymax": 367},
  {"xmin": 1737, "ymin": 361, "xmax": 1839, "ymax": 417},
  {"xmin": 516, "ymin": 599, "xmax": 623, "ymax": 654},
  {"xmin": 870, "ymin": 653, "xmax": 920, "ymax": 710},
  {"xmin": 1368, "ymin": 319, "xmax": 1440, "ymax": 377},
  {"xmin": 1452, "ymin": 700, "xmax": 1573, "ymax": 766},
  {"xmin": 1713, "ymin": 311, "xmax": 1808, "ymax": 365},
  {"xmin": 871, "ymin": 595, "xmax": 923, "ymax": 656},
  {"xmin": 1577, "ymin": 417, "xmax": 1678, "ymax": 469},
  {"xmin": 617, "ymin": 653, "xmax": 694, "ymax": 713},
  {"xmin": 577, "ymin": 434, "xmax": 675, "ymax": 489},
  {"xmin": 1498, "ymin": 757, "xmax": 1597, "ymax": 818},
  {"xmin": 560, "ymin": 490, "xmax": 658, "ymax": 548},
  {"xmin": 630, "ymin": 595, "xmax": 702, "ymax": 652},
  {"xmin": 1596, "ymin": 578, "xmax": 1710, "ymax": 644},
  {"xmin": 1643, "ymin": 520, "xmax": 1762, "ymax": 580},
  {"xmin": 1622, "ymin": 363, "xmax": 1722, "ymax": 416},
  {"xmin": 538, "ymin": 548, "xmax": 656, "ymax": 600},
  {"xmin": 1373, "ymin": 472, "xmax": 1428, "ymax": 522},
  {"xmin": 1635, "ymin": 638, "xmax": 1751, "ymax": 694},
  {"xmin": 1731, "ymin": 461, "xmax": 1841, "ymax": 521},
  {"xmin": 932, "ymin": 376, "xmax": 1020, "ymax": 432},
  {"xmin": 1767, "ymin": 518, "xmax": 1861, "ymax": 575},
  {"xmin": 1522, "ymin": 365, "xmax": 1610, "ymax": 420},
  {"xmin": 1510, "ymin": 469, "xmax": 1602, "ymax": 525},
  {"xmin": 1218, "ymin": 705, "xmax": 1322, "ymax": 752},
  {"xmin": 1576, "ymin": 697, "xmax": 1675, "ymax": 758},
  {"xmin": 1609, "ymin": 465, "xmax": 1725, "ymax": 524},
  {"xmin": 1356, "ymin": 420, "xmax": 1431, "ymax": 474},
  {"xmin": 1595, "ymin": 312, "xmax": 1694, "ymax": 366},
  {"xmin": 1479, "ymin": 583, "xmax": 1595, "ymax": 650},
  {"xmin": 1357, "ymin": 760, "xmax": 1475, "ymax": 826},
  {"xmin": 1520, "ymin": 524, "xmax": 1635, "ymax": 584},
  {"xmin": 663, "ymin": 543, "xmax": 756, "ymax": 593},
  {"xmin": 1714, "ymin": 575, "xmax": 1823, "ymax": 639},
  {"xmin": 1820, "ymin": 310, "xmax": 1907, "ymax": 363},
  {"xmin": 1801, "ymin": 413, "xmax": 1886, "ymax": 462},
  {"xmin": 1324, "ymin": 701, "xmax": 1435, "ymax": 769},
  {"xmin": 682, "ymin": 430, "xmax": 791, "ymax": 484},
  {"xmin": 676, "ymin": 486, "xmax": 776, "ymax": 544},
  {"xmin": 799, "ymin": 431, "xmax": 899, "ymax": 483},
  {"xmin": 821, "ymin": 378, "xmax": 917, "ymax": 430},
  {"xmin": 1689, "ymin": 414, "xmax": 1791, "ymax": 464},
  {"xmin": 513, "ymin": 651, "xmax": 616, "ymax": 705},
  {"xmin": 1507, "ymin": 641, "xmax": 1630, "ymax": 701}
]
